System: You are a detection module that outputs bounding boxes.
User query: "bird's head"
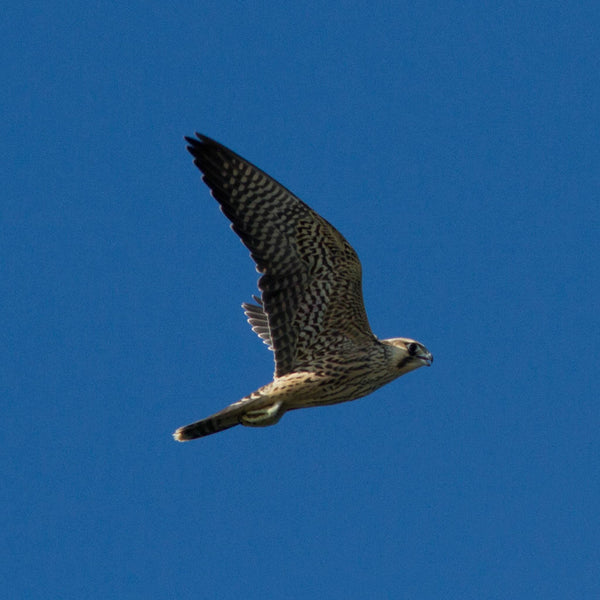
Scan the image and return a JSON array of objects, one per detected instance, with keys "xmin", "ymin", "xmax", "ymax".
[{"xmin": 381, "ymin": 337, "xmax": 433, "ymax": 374}]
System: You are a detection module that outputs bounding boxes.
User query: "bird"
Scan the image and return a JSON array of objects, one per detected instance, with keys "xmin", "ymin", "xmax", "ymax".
[{"xmin": 173, "ymin": 134, "xmax": 432, "ymax": 441}]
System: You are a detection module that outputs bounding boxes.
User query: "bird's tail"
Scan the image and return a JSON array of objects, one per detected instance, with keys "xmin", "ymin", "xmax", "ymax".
[
  {"xmin": 173, "ymin": 383, "xmax": 288, "ymax": 441},
  {"xmin": 173, "ymin": 391, "xmax": 270, "ymax": 442},
  {"xmin": 173, "ymin": 416, "xmax": 237, "ymax": 441},
  {"xmin": 173, "ymin": 402, "xmax": 245, "ymax": 441}
]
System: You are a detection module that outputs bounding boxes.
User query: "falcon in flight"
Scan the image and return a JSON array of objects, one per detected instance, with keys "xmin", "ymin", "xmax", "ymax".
[{"xmin": 173, "ymin": 134, "xmax": 432, "ymax": 441}]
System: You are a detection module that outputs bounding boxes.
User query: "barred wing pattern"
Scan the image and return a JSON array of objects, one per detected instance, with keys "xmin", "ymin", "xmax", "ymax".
[
  {"xmin": 185, "ymin": 134, "xmax": 376, "ymax": 377},
  {"xmin": 242, "ymin": 295, "xmax": 274, "ymax": 350}
]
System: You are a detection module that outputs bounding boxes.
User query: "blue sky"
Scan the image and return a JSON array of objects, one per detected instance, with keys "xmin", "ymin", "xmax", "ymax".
[{"xmin": 3, "ymin": 2, "xmax": 599, "ymax": 598}]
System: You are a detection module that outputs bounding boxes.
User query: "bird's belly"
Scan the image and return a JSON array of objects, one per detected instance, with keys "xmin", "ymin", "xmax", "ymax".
[{"xmin": 273, "ymin": 366, "xmax": 397, "ymax": 410}]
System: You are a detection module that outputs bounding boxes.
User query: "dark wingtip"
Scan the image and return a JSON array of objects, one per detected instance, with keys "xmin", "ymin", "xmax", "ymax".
[
  {"xmin": 185, "ymin": 133, "xmax": 224, "ymax": 158},
  {"xmin": 184, "ymin": 133, "xmax": 202, "ymax": 156},
  {"xmin": 185, "ymin": 132, "xmax": 217, "ymax": 145}
]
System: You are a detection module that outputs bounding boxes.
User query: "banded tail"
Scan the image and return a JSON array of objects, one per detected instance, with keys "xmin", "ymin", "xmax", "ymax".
[
  {"xmin": 173, "ymin": 414, "xmax": 239, "ymax": 441},
  {"xmin": 173, "ymin": 390, "xmax": 283, "ymax": 441},
  {"xmin": 173, "ymin": 397, "xmax": 251, "ymax": 440}
]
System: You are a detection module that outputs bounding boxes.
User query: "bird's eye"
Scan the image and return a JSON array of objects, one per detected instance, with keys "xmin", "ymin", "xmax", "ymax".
[{"xmin": 407, "ymin": 343, "xmax": 418, "ymax": 356}]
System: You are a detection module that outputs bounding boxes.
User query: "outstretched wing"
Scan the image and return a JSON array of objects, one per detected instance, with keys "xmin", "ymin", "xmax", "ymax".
[
  {"xmin": 185, "ymin": 133, "xmax": 375, "ymax": 377},
  {"xmin": 242, "ymin": 295, "xmax": 273, "ymax": 350}
]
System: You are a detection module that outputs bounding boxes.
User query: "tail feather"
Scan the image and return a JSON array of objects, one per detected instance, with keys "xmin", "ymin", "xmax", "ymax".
[
  {"xmin": 173, "ymin": 396, "xmax": 254, "ymax": 441},
  {"xmin": 173, "ymin": 415, "xmax": 238, "ymax": 441}
]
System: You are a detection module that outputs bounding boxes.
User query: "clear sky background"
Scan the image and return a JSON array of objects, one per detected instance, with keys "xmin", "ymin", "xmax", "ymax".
[{"xmin": 3, "ymin": 2, "xmax": 599, "ymax": 598}]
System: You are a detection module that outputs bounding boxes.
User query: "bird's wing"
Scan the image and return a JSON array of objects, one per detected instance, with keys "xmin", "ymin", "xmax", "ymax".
[
  {"xmin": 185, "ymin": 133, "xmax": 375, "ymax": 377},
  {"xmin": 242, "ymin": 295, "xmax": 273, "ymax": 350}
]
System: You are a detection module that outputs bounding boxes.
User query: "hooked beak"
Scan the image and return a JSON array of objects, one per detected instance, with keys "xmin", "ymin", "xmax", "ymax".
[{"xmin": 418, "ymin": 351, "xmax": 433, "ymax": 367}]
